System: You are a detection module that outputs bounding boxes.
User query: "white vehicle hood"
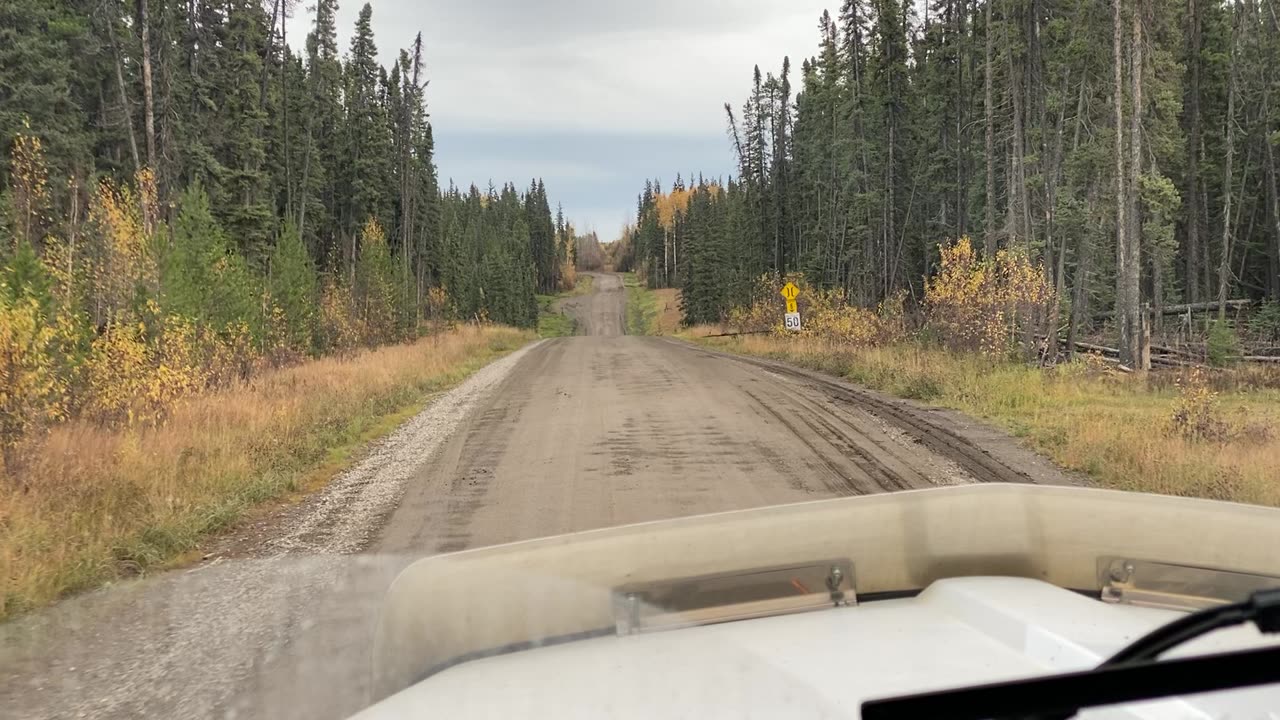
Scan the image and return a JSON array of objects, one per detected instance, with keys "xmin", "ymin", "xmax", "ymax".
[{"xmin": 354, "ymin": 575, "xmax": 1279, "ymax": 719}]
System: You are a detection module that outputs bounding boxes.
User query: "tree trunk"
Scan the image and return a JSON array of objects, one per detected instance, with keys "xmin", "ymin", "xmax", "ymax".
[
  {"xmin": 187, "ymin": 0, "xmax": 199, "ymax": 117},
  {"xmin": 955, "ymin": 0, "xmax": 967, "ymax": 238},
  {"xmin": 138, "ymin": 0, "xmax": 157, "ymax": 169},
  {"xmin": 104, "ymin": 10, "xmax": 140, "ymax": 173},
  {"xmin": 1043, "ymin": 65, "xmax": 1071, "ymax": 362},
  {"xmin": 983, "ymin": 0, "xmax": 996, "ymax": 256},
  {"xmin": 1113, "ymin": 0, "xmax": 1132, "ymax": 367},
  {"xmin": 1006, "ymin": 34, "xmax": 1027, "ymax": 246},
  {"xmin": 259, "ymin": 0, "xmax": 280, "ymax": 112},
  {"xmin": 1125, "ymin": 0, "xmax": 1144, "ymax": 369},
  {"xmin": 281, "ymin": 12, "xmax": 291, "ymax": 220},
  {"xmin": 1264, "ymin": 68, "xmax": 1280, "ymax": 301},
  {"xmin": 1069, "ymin": 181, "xmax": 1100, "ymax": 361},
  {"xmin": 1217, "ymin": 6, "xmax": 1240, "ymax": 320},
  {"xmin": 1184, "ymin": 0, "xmax": 1202, "ymax": 303},
  {"xmin": 298, "ymin": 127, "xmax": 312, "ymax": 240}
]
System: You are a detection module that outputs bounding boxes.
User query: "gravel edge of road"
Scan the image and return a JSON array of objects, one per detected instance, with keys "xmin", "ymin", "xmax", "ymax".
[
  {"xmin": 0, "ymin": 339, "xmax": 544, "ymax": 720},
  {"xmin": 257, "ymin": 339, "xmax": 545, "ymax": 556}
]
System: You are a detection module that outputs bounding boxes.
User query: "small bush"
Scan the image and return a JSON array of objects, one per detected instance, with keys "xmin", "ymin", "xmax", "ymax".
[
  {"xmin": 1248, "ymin": 302, "xmax": 1280, "ymax": 343},
  {"xmin": 1206, "ymin": 321, "xmax": 1240, "ymax": 367},
  {"xmin": 725, "ymin": 273, "xmax": 905, "ymax": 346},
  {"xmin": 1165, "ymin": 367, "xmax": 1272, "ymax": 445},
  {"xmin": 925, "ymin": 236, "xmax": 1053, "ymax": 355},
  {"xmin": 1168, "ymin": 368, "xmax": 1230, "ymax": 442}
]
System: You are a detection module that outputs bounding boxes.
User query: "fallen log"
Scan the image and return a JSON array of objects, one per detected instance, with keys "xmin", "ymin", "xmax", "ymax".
[
  {"xmin": 1066, "ymin": 339, "xmax": 1118, "ymax": 356},
  {"xmin": 1093, "ymin": 299, "xmax": 1254, "ymax": 321},
  {"xmin": 1158, "ymin": 299, "xmax": 1254, "ymax": 314}
]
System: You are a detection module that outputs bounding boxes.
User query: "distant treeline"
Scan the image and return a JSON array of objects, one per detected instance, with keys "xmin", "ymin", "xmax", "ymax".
[{"xmin": 617, "ymin": 0, "xmax": 1280, "ymax": 366}]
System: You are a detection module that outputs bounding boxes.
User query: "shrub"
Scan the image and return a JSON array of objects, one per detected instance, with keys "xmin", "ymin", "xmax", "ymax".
[
  {"xmin": 1165, "ymin": 367, "xmax": 1273, "ymax": 444},
  {"xmin": 0, "ymin": 294, "xmax": 67, "ymax": 464},
  {"xmin": 925, "ymin": 236, "xmax": 1053, "ymax": 355},
  {"xmin": 724, "ymin": 273, "xmax": 905, "ymax": 346},
  {"xmin": 1206, "ymin": 321, "xmax": 1239, "ymax": 367},
  {"xmin": 1248, "ymin": 302, "xmax": 1280, "ymax": 343},
  {"xmin": 318, "ymin": 276, "xmax": 361, "ymax": 356},
  {"xmin": 266, "ymin": 222, "xmax": 318, "ymax": 354}
]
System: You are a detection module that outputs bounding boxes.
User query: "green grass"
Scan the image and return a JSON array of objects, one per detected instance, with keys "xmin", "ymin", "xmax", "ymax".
[
  {"xmin": 696, "ymin": 334, "xmax": 1280, "ymax": 508},
  {"xmin": 536, "ymin": 275, "xmax": 593, "ymax": 338},
  {"xmin": 536, "ymin": 295, "xmax": 576, "ymax": 337},
  {"xmin": 623, "ymin": 272, "xmax": 659, "ymax": 335}
]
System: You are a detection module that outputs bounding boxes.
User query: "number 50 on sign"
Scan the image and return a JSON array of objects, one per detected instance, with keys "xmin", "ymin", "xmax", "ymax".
[{"xmin": 784, "ymin": 312, "xmax": 801, "ymax": 331}]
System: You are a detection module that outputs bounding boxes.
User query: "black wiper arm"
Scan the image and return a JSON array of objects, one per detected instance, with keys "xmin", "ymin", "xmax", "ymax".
[
  {"xmin": 862, "ymin": 587, "xmax": 1280, "ymax": 720},
  {"xmin": 1101, "ymin": 586, "xmax": 1280, "ymax": 666},
  {"xmin": 860, "ymin": 644, "xmax": 1280, "ymax": 720}
]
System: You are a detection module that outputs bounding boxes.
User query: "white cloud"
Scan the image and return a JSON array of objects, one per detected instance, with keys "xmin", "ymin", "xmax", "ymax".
[
  {"xmin": 287, "ymin": 0, "xmax": 826, "ymax": 133},
  {"xmin": 284, "ymin": 0, "xmax": 833, "ymax": 236}
]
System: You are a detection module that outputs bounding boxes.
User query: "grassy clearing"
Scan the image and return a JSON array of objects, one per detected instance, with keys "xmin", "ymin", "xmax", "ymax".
[
  {"xmin": 697, "ymin": 334, "xmax": 1280, "ymax": 507},
  {"xmin": 536, "ymin": 297, "xmax": 575, "ymax": 337},
  {"xmin": 536, "ymin": 274, "xmax": 593, "ymax": 337},
  {"xmin": 623, "ymin": 273, "xmax": 659, "ymax": 335},
  {"xmin": 0, "ymin": 325, "xmax": 532, "ymax": 620},
  {"xmin": 651, "ymin": 288, "xmax": 683, "ymax": 335}
]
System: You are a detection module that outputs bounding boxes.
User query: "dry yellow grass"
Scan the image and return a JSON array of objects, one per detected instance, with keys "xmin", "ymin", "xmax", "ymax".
[
  {"xmin": 701, "ymin": 335, "xmax": 1280, "ymax": 508},
  {"xmin": 0, "ymin": 324, "xmax": 532, "ymax": 619},
  {"xmin": 652, "ymin": 288, "xmax": 683, "ymax": 334}
]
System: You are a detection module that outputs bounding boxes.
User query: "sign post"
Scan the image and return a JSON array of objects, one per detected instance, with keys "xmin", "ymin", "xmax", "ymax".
[{"xmin": 780, "ymin": 282, "xmax": 801, "ymax": 331}]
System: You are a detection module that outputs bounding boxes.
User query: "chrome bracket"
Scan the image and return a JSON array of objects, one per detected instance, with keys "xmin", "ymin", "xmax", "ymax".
[
  {"xmin": 613, "ymin": 559, "xmax": 855, "ymax": 635},
  {"xmin": 1098, "ymin": 556, "xmax": 1280, "ymax": 611}
]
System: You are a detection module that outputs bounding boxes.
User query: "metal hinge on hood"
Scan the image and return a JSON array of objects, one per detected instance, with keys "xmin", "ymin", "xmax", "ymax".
[
  {"xmin": 1099, "ymin": 556, "xmax": 1280, "ymax": 611},
  {"xmin": 613, "ymin": 559, "xmax": 855, "ymax": 635}
]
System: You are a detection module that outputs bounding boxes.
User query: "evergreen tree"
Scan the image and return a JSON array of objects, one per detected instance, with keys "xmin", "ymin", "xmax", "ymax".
[
  {"xmin": 268, "ymin": 221, "xmax": 318, "ymax": 351},
  {"xmin": 162, "ymin": 185, "xmax": 261, "ymax": 334}
]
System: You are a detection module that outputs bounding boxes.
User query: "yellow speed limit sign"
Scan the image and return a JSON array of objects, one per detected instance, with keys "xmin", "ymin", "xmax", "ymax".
[{"xmin": 780, "ymin": 282, "xmax": 801, "ymax": 331}]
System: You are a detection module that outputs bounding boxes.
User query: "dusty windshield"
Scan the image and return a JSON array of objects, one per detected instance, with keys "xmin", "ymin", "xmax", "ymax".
[{"xmin": 2, "ymin": 0, "xmax": 1279, "ymax": 718}]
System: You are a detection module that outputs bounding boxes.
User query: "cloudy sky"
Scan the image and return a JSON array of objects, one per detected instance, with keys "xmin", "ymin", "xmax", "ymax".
[{"xmin": 286, "ymin": 0, "xmax": 830, "ymax": 238}]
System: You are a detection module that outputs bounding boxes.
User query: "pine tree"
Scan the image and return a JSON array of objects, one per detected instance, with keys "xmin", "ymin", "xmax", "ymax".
[
  {"xmin": 0, "ymin": 0, "xmax": 100, "ymax": 198},
  {"xmin": 162, "ymin": 185, "xmax": 261, "ymax": 334},
  {"xmin": 268, "ymin": 221, "xmax": 318, "ymax": 351}
]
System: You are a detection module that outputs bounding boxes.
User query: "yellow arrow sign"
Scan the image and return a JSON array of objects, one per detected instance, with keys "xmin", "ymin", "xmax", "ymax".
[
  {"xmin": 785, "ymin": 299, "xmax": 798, "ymax": 314},
  {"xmin": 780, "ymin": 282, "xmax": 800, "ymax": 301}
]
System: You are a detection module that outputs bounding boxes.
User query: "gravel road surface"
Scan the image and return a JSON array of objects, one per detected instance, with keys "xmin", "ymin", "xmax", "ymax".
[{"xmin": 0, "ymin": 272, "xmax": 1072, "ymax": 720}]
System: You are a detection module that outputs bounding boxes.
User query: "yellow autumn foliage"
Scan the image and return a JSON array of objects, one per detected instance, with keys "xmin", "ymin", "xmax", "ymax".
[
  {"xmin": 925, "ymin": 236, "xmax": 1053, "ymax": 355},
  {"xmin": 89, "ymin": 172, "xmax": 157, "ymax": 321},
  {"xmin": 319, "ymin": 277, "xmax": 361, "ymax": 355},
  {"xmin": 80, "ymin": 310, "xmax": 262, "ymax": 429},
  {"xmin": 650, "ymin": 185, "xmax": 720, "ymax": 232},
  {"xmin": 725, "ymin": 273, "xmax": 905, "ymax": 346},
  {"xmin": 0, "ymin": 295, "xmax": 68, "ymax": 464},
  {"xmin": 8, "ymin": 122, "xmax": 51, "ymax": 247},
  {"xmin": 654, "ymin": 188, "xmax": 692, "ymax": 231},
  {"xmin": 425, "ymin": 286, "xmax": 450, "ymax": 319}
]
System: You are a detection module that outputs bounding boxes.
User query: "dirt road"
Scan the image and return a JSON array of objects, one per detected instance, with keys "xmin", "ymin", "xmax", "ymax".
[
  {"xmin": 554, "ymin": 271, "xmax": 625, "ymax": 336},
  {"xmin": 0, "ymin": 272, "xmax": 1070, "ymax": 720},
  {"xmin": 378, "ymin": 272, "xmax": 1066, "ymax": 555}
]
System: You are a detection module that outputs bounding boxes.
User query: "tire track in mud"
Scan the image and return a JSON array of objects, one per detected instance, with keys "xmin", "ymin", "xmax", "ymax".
[{"xmin": 687, "ymin": 345, "xmax": 1038, "ymax": 486}]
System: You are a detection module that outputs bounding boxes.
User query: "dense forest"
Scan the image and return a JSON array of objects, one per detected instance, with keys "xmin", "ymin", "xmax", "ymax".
[
  {"xmin": 0, "ymin": 0, "xmax": 573, "ymax": 455},
  {"xmin": 621, "ymin": 0, "xmax": 1280, "ymax": 367}
]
